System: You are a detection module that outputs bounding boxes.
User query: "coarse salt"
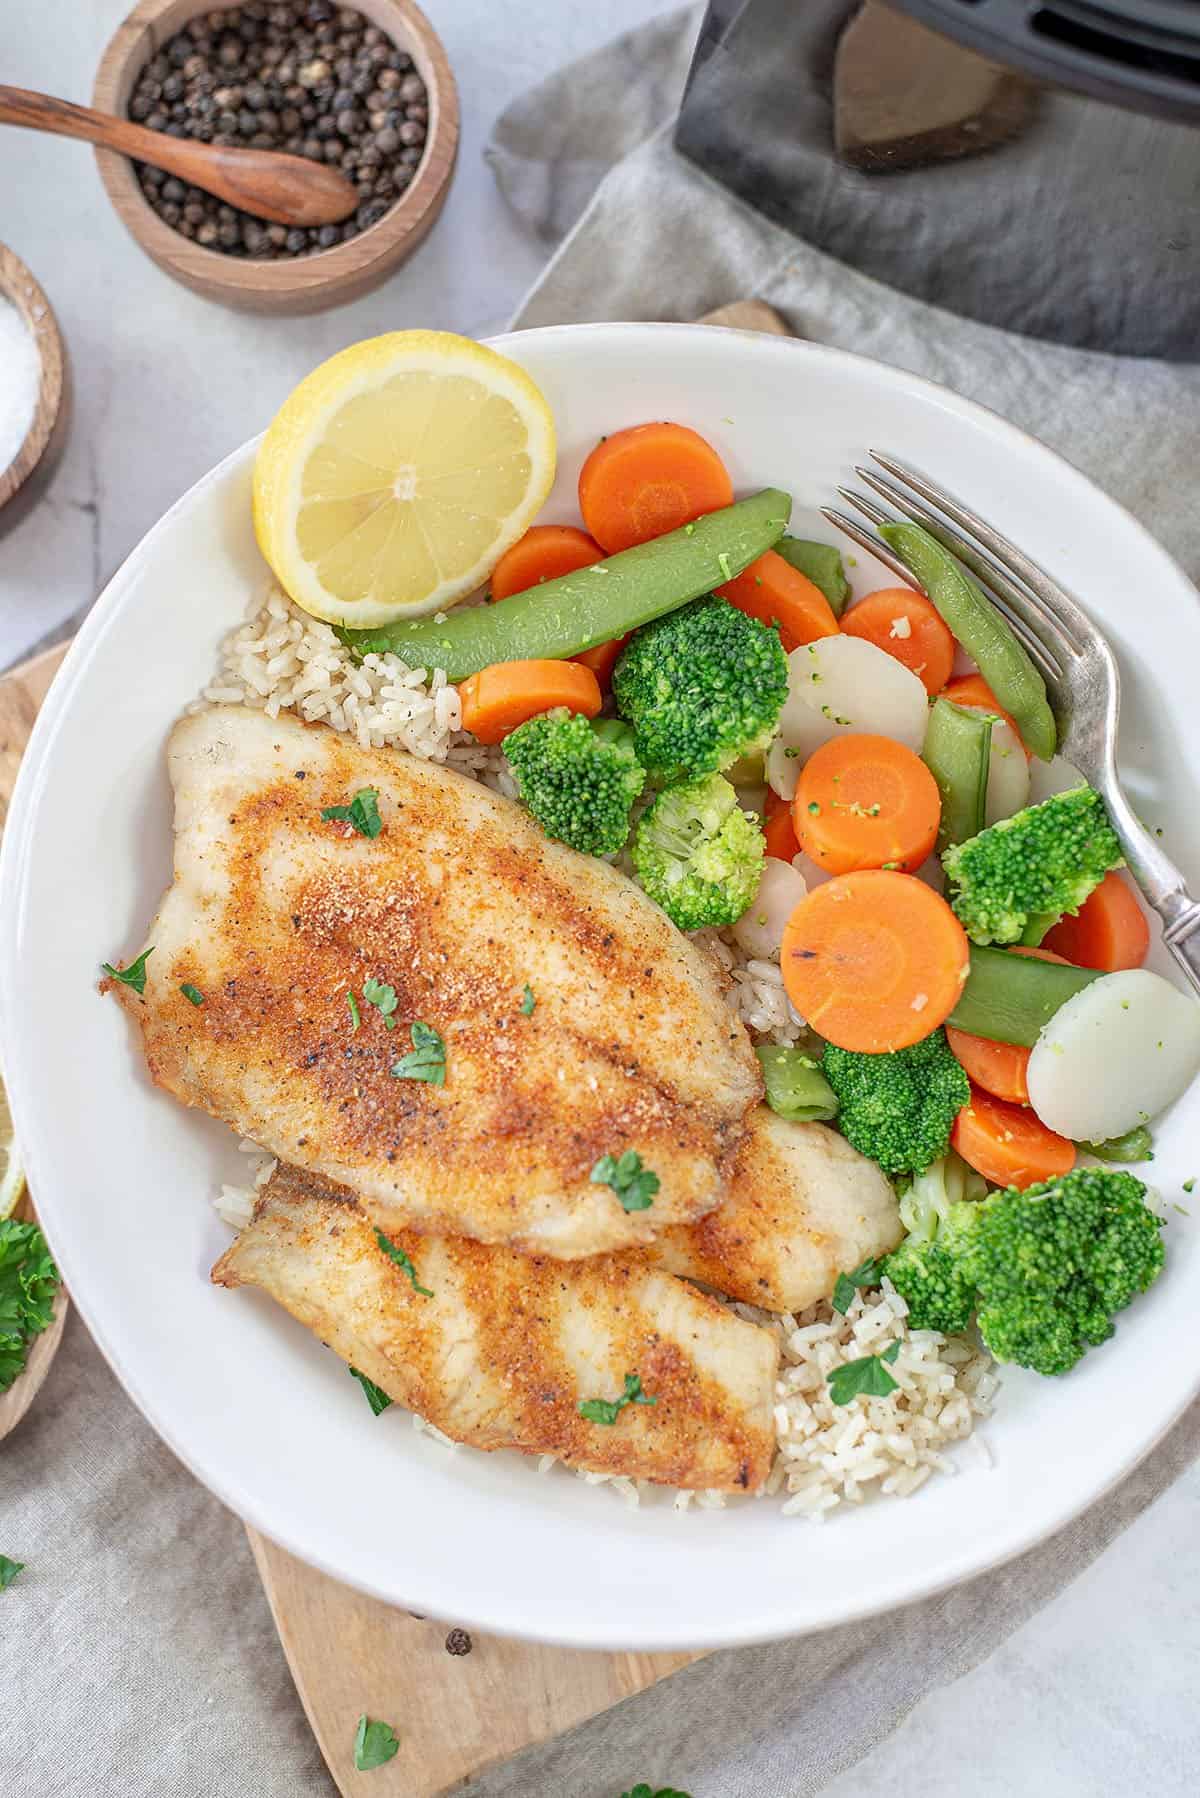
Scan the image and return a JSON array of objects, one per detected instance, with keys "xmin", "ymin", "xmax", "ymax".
[{"xmin": 0, "ymin": 297, "xmax": 38, "ymax": 472}]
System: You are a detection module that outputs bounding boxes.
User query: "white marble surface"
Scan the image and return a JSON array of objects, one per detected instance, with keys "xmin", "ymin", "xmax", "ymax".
[{"xmin": 2, "ymin": 3, "xmax": 1199, "ymax": 1793}]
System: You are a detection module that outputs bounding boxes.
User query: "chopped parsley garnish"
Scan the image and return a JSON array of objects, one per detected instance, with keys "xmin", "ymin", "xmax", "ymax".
[
  {"xmin": 353, "ymin": 1715, "xmax": 400, "ymax": 1771},
  {"xmin": 390, "ymin": 1020, "xmax": 446, "ymax": 1085},
  {"xmin": 347, "ymin": 989, "xmax": 361, "ymax": 1031},
  {"xmin": 375, "ymin": 1229, "xmax": 433, "ymax": 1298},
  {"xmin": 807, "ymin": 801, "xmax": 820, "ymax": 814},
  {"xmin": 363, "ymin": 976, "xmax": 399, "ymax": 1031},
  {"xmin": 350, "ymin": 1366, "xmax": 392, "ymax": 1415},
  {"xmin": 578, "ymin": 1372, "xmax": 657, "ymax": 1426},
  {"xmin": 831, "ymin": 1256, "xmax": 885, "ymax": 1315},
  {"xmin": 590, "ymin": 1150, "xmax": 660, "ymax": 1212},
  {"xmin": 180, "ymin": 983, "xmax": 204, "ymax": 1007},
  {"xmin": 101, "ymin": 947, "xmax": 153, "ymax": 996},
  {"xmin": 0, "ymin": 1555, "xmax": 24, "ymax": 1591},
  {"xmin": 717, "ymin": 552, "xmax": 733, "ymax": 582},
  {"xmin": 1184, "ymin": 1179, "xmax": 1195, "ymax": 1194},
  {"xmin": 827, "ymin": 1341, "xmax": 901, "ymax": 1406},
  {"xmin": 520, "ymin": 983, "xmax": 536, "ymax": 1016},
  {"xmin": 0, "ymin": 1219, "xmax": 59, "ymax": 1393},
  {"xmin": 321, "ymin": 786, "xmax": 382, "ymax": 838},
  {"xmin": 622, "ymin": 1787, "xmax": 693, "ymax": 1798}
]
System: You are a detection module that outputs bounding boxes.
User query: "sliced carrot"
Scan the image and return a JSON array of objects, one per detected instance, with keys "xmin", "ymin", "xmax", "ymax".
[
  {"xmin": 952, "ymin": 1082, "xmax": 1076, "ymax": 1190},
  {"xmin": 578, "ymin": 422, "xmax": 734, "ymax": 553},
  {"xmin": 946, "ymin": 946, "xmax": 1068, "ymax": 1105},
  {"xmin": 792, "ymin": 733, "xmax": 940, "ymax": 875},
  {"xmin": 458, "ymin": 659, "xmax": 602, "ymax": 745},
  {"xmin": 780, "ymin": 869, "xmax": 969, "ymax": 1053},
  {"xmin": 716, "ymin": 550, "xmax": 839, "ymax": 652},
  {"xmin": 764, "ymin": 787, "xmax": 799, "ymax": 862},
  {"xmin": 573, "ymin": 634, "xmax": 630, "ymax": 688},
  {"xmin": 490, "ymin": 525, "xmax": 605, "ymax": 601},
  {"xmin": 940, "ymin": 674, "xmax": 1029, "ymax": 757},
  {"xmin": 841, "ymin": 587, "xmax": 955, "ymax": 695},
  {"xmin": 1042, "ymin": 871, "xmax": 1150, "ymax": 972}
]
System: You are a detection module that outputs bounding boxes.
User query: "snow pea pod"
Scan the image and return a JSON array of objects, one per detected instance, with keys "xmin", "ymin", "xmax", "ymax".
[
  {"xmin": 949, "ymin": 944, "xmax": 1098, "ymax": 1047},
  {"xmin": 922, "ymin": 698, "xmax": 993, "ymax": 852},
  {"xmin": 879, "ymin": 522, "xmax": 1057, "ymax": 762},
  {"xmin": 775, "ymin": 537, "xmax": 850, "ymax": 615},
  {"xmin": 755, "ymin": 1046, "xmax": 839, "ymax": 1123},
  {"xmin": 340, "ymin": 488, "xmax": 791, "ymax": 679}
]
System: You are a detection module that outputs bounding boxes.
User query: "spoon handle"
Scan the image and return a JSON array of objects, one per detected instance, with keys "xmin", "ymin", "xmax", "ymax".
[{"xmin": 0, "ymin": 85, "xmax": 357, "ymax": 227}]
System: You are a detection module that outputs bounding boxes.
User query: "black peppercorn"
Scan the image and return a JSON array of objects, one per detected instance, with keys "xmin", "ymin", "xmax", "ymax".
[
  {"xmin": 444, "ymin": 1629, "xmax": 472, "ymax": 1657},
  {"xmin": 128, "ymin": 0, "xmax": 427, "ymax": 260}
]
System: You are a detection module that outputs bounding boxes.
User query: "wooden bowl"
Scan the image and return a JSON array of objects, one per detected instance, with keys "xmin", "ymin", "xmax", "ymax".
[
  {"xmin": 0, "ymin": 245, "xmax": 68, "ymax": 534},
  {"xmin": 92, "ymin": 0, "xmax": 459, "ymax": 315}
]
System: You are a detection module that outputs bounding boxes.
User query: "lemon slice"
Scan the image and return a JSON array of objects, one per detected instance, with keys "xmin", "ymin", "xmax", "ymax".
[
  {"xmin": 253, "ymin": 330, "xmax": 557, "ymax": 628},
  {"xmin": 0, "ymin": 1071, "xmax": 25, "ymax": 1221}
]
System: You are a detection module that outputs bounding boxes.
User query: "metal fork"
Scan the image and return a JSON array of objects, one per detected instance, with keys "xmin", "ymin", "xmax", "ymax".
[{"xmin": 823, "ymin": 453, "xmax": 1200, "ymax": 999}]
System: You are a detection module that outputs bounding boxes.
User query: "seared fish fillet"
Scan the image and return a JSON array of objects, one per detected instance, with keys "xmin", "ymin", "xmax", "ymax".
[
  {"xmin": 651, "ymin": 1110, "xmax": 904, "ymax": 1313},
  {"xmin": 214, "ymin": 1164, "xmax": 779, "ymax": 1493},
  {"xmin": 117, "ymin": 708, "xmax": 761, "ymax": 1258}
]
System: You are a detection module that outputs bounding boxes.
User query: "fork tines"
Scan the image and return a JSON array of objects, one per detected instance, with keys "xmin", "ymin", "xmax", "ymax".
[{"xmin": 823, "ymin": 453, "xmax": 1089, "ymax": 683}]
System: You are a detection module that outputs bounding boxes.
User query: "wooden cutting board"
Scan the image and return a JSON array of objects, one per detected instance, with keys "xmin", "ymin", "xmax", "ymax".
[{"xmin": 0, "ymin": 297, "xmax": 793, "ymax": 1796}]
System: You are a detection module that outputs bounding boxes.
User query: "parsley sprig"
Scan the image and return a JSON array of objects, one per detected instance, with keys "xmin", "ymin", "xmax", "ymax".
[
  {"xmin": 375, "ymin": 1229, "xmax": 433, "ymax": 1298},
  {"xmin": 322, "ymin": 787, "xmax": 382, "ymax": 839},
  {"xmin": 350, "ymin": 1366, "xmax": 393, "ymax": 1415},
  {"xmin": 831, "ymin": 1256, "xmax": 885, "ymax": 1316},
  {"xmin": 591, "ymin": 1150, "xmax": 659, "ymax": 1212},
  {"xmin": 363, "ymin": 976, "xmax": 399, "ymax": 1031},
  {"xmin": 827, "ymin": 1341, "xmax": 901, "ymax": 1406},
  {"xmin": 101, "ymin": 947, "xmax": 153, "ymax": 996},
  {"xmin": 353, "ymin": 1715, "xmax": 399, "ymax": 1771},
  {"xmin": 391, "ymin": 1020, "xmax": 446, "ymax": 1085},
  {"xmin": 0, "ymin": 1220, "xmax": 60, "ymax": 1392},
  {"xmin": 578, "ymin": 1372, "xmax": 657, "ymax": 1427}
]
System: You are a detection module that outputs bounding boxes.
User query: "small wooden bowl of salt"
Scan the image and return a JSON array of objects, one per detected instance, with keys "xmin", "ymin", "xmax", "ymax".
[{"xmin": 0, "ymin": 245, "xmax": 68, "ymax": 533}]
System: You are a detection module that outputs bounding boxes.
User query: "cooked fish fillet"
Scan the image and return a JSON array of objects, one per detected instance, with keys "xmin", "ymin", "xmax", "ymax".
[
  {"xmin": 116, "ymin": 707, "xmax": 761, "ymax": 1258},
  {"xmin": 650, "ymin": 1110, "xmax": 903, "ymax": 1313},
  {"xmin": 214, "ymin": 1163, "xmax": 779, "ymax": 1493}
]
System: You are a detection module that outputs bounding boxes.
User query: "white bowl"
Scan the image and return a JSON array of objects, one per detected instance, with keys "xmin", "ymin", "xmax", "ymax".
[{"xmin": 4, "ymin": 324, "xmax": 1198, "ymax": 1651}]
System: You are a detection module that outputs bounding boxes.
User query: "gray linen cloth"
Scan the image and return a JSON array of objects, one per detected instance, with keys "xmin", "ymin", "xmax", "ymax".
[{"xmin": 6, "ymin": 13, "xmax": 1200, "ymax": 1798}]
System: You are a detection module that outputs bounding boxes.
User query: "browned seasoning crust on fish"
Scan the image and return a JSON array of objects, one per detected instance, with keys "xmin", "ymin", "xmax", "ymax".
[
  {"xmin": 112, "ymin": 707, "xmax": 762, "ymax": 1258},
  {"xmin": 214, "ymin": 1163, "xmax": 779, "ymax": 1493},
  {"xmin": 651, "ymin": 1110, "xmax": 903, "ymax": 1313}
]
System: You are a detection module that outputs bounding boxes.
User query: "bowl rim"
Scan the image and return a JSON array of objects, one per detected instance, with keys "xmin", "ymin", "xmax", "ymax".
[
  {"xmin": 0, "ymin": 243, "xmax": 66, "ymax": 514},
  {"xmin": 5, "ymin": 320, "xmax": 1199, "ymax": 1651},
  {"xmin": 90, "ymin": 0, "xmax": 459, "ymax": 295}
]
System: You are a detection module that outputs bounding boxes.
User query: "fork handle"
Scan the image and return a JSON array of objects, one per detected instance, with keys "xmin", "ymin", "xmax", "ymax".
[{"xmin": 1103, "ymin": 778, "xmax": 1200, "ymax": 1001}]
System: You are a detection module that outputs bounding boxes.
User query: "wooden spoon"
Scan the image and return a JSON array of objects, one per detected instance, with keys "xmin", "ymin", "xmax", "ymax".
[
  {"xmin": 0, "ymin": 85, "xmax": 358, "ymax": 227},
  {"xmin": 0, "ymin": 1189, "xmax": 69, "ymax": 1444}
]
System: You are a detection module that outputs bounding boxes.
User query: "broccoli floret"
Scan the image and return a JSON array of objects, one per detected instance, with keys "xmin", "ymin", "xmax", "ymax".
[
  {"xmin": 821, "ymin": 1029, "xmax": 970, "ymax": 1177},
  {"xmin": 885, "ymin": 1154, "xmax": 989, "ymax": 1332},
  {"xmin": 504, "ymin": 711, "xmax": 644, "ymax": 856},
  {"xmin": 885, "ymin": 1205, "xmax": 981, "ymax": 1335},
  {"xmin": 890, "ymin": 1167, "xmax": 1165, "ymax": 1374},
  {"xmin": 942, "ymin": 786, "xmax": 1123, "ymax": 946},
  {"xmin": 968, "ymin": 1167, "xmax": 1165, "ymax": 1376},
  {"xmin": 612, "ymin": 596, "xmax": 789, "ymax": 783},
  {"xmin": 632, "ymin": 772, "xmax": 764, "ymax": 931}
]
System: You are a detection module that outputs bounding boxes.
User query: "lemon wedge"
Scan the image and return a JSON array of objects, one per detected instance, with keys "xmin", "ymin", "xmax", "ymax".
[
  {"xmin": 0, "ymin": 1071, "xmax": 25, "ymax": 1222},
  {"xmin": 253, "ymin": 330, "xmax": 557, "ymax": 628}
]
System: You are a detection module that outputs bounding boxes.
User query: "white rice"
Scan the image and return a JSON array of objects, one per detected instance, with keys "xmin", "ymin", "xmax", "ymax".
[{"xmin": 204, "ymin": 586, "xmax": 996, "ymax": 1516}]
